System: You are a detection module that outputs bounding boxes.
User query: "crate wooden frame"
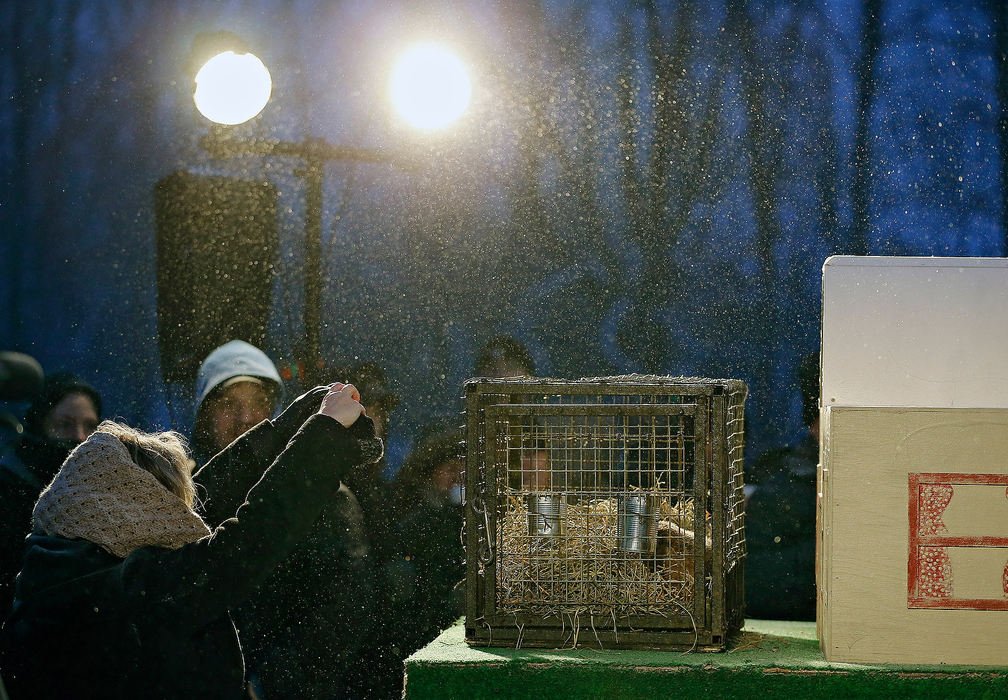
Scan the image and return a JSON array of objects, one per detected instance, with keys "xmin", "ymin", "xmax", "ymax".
[{"xmin": 463, "ymin": 375, "xmax": 746, "ymax": 651}]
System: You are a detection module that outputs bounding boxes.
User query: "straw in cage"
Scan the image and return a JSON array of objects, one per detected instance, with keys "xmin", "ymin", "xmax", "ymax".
[{"xmin": 496, "ymin": 492, "xmax": 711, "ymax": 617}]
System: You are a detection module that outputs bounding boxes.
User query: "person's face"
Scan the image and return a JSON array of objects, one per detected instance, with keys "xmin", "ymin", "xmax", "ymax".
[
  {"xmin": 44, "ymin": 392, "xmax": 99, "ymax": 443},
  {"xmin": 520, "ymin": 449, "xmax": 551, "ymax": 489},
  {"xmin": 206, "ymin": 381, "xmax": 273, "ymax": 452},
  {"xmin": 431, "ymin": 457, "xmax": 463, "ymax": 496}
]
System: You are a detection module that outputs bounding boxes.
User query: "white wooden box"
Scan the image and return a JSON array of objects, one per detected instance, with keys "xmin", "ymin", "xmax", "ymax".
[{"xmin": 819, "ymin": 256, "xmax": 1008, "ymax": 665}]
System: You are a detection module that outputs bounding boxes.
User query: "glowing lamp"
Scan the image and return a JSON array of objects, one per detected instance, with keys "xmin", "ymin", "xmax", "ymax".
[
  {"xmin": 389, "ymin": 43, "xmax": 471, "ymax": 130},
  {"xmin": 193, "ymin": 51, "xmax": 272, "ymax": 125}
]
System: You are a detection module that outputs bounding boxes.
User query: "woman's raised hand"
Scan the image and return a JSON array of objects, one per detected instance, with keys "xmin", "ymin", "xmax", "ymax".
[{"xmin": 317, "ymin": 383, "xmax": 365, "ymax": 427}]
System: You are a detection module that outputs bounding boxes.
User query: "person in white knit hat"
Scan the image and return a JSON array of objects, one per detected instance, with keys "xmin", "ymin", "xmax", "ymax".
[
  {"xmin": 191, "ymin": 339, "xmax": 284, "ymax": 466},
  {"xmin": 0, "ymin": 382, "xmax": 382, "ymax": 700}
]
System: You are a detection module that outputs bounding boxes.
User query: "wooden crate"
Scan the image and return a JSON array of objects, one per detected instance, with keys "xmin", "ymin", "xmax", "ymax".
[{"xmin": 463, "ymin": 376, "xmax": 746, "ymax": 651}]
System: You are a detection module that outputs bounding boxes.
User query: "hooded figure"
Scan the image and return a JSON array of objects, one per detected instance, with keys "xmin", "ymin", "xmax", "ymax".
[
  {"xmin": 344, "ymin": 425, "xmax": 465, "ymax": 700},
  {"xmin": 191, "ymin": 339, "xmax": 283, "ymax": 465},
  {"xmin": 14, "ymin": 372, "xmax": 102, "ymax": 487},
  {"xmin": 390, "ymin": 426, "xmax": 465, "ymax": 643},
  {"xmin": 1, "ymin": 383, "xmax": 381, "ymax": 700},
  {"xmin": 192, "ymin": 344, "xmax": 374, "ymax": 698},
  {"xmin": 0, "ymin": 372, "xmax": 102, "ymax": 615}
]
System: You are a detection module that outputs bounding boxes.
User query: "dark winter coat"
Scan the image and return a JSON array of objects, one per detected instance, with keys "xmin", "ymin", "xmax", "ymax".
[
  {"xmin": 744, "ymin": 433, "xmax": 818, "ymax": 621},
  {"xmin": 339, "ymin": 467, "xmax": 406, "ymax": 700},
  {"xmin": 392, "ymin": 496, "xmax": 465, "ymax": 647},
  {"xmin": 343, "ymin": 491, "xmax": 464, "ymax": 700},
  {"xmin": 0, "ymin": 432, "xmax": 82, "ymax": 615},
  {"xmin": 195, "ymin": 393, "xmax": 373, "ymax": 699},
  {"xmin": 0, "ymin": 447, "xmax": 45, "ymax": 618},
  {"xmin": 1, "ymin": 412, "xmax": 379, "ymax": 700}
]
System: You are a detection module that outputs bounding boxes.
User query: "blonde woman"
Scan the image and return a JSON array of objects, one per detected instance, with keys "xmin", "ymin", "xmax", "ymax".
[{"xmin": 1, "ymin": 383, "xmax": 381, "ymax": 700}]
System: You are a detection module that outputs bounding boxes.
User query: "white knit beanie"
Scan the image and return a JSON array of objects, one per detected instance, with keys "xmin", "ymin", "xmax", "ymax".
[{"xmin": 32, "ymin": 431, "xmax": 211, "ymax": 558}]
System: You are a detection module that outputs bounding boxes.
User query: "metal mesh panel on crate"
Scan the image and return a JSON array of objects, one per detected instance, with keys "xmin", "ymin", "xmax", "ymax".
[
  {"xmin": 724, "ymin": 386, "xmax": 746, "ymax": 570},
  {"xmin": 464, "ymin": 375, "xmax": 747, "ymax": 651}
]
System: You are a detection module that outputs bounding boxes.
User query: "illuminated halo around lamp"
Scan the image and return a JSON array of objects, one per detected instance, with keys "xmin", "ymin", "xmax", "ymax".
[
  {"xmin": 193, "ymin": 51, "xmax": 272, "ymax": 125},
  {"xmin": 389, "ymin": 43, "xmax": 471, "ymax": 130}
]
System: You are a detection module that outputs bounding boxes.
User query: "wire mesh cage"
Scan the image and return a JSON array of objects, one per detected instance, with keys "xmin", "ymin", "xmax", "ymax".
[{"xmin": 463, "ymin": 375, "xmax": 747, "ymax": 651}]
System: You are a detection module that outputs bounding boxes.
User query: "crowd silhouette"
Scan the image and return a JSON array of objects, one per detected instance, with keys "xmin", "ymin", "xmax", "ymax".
[{"xmin": 0, "ymin": 337, "xmax": 819, "ymax": 698}]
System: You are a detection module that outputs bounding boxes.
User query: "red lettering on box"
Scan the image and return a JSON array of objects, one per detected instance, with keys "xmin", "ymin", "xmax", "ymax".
[{"xmin": 908, "ymin": 472, "xmax": 1008, "ymax": 611}]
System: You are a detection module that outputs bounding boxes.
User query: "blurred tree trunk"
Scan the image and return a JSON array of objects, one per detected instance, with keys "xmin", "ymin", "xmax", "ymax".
[
  {"xmin": 644, "ymin": 0, "xmax": 686, "ymax": 264},
  {"xmin": 477, "ymin": 0, "xmax": 550, "ymax": 335},
  {"xmin": 732, "ymin": 0, "xmax": 781, "ymax": 289},
  {"xmin": 616, "ymin": 18, "xmax": 646, "ymax": 245},
  {"xmin": 564, "ymin": 3, "xmax": 612, "ymax": 274},
  {"xmin": 728, "ymin": 0, "xmax": 788, "ymax": 449},
  {"xmin": 517, "ymin": 0, "xmax": 562, "ymax": 266},
  {"xmin": 851, "ymin": 0, "xmax": 883, "ymax": 256},
  {"xmin": 992, "ymin": 0, "xmax": 1008, "ymax": 255},
  {"xmin": 663, "ymin": 7, "xmax": 728, "ymax": 235},
  {"xmin": 499, "ymin": 0, "xmax": 562, "ymax": 302},
  {"xmin": 614, "ymin": 16, "xmax": 656, "ymax": 371},
  {"xmin": 548, "ymin": 1, "xmax": 619, "ymax": 375},
  {"xmin": 617, "ymin": 1, "xmax": 715, "ymax": 374},
  {"xmin": 810, "ymin": 35, "xmax": 841, "ymax": 254},
  {"xmin": 641, "ymin": 0, "xmax": 687, "ymax": 367},
  {"xmin": 0, "ymin": 1, "xmax": 31, "ymax": 344}
]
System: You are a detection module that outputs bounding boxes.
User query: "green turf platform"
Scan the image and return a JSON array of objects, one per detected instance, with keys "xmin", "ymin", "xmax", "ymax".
[{"xmin": 403, "ymin": 619, "xmax": 1007, "ymax": 699}]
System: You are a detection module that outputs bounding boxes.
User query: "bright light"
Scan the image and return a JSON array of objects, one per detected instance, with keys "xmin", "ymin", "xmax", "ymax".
[
  {"xmin": 193, "ymin": 51, "xmax": 272, "ymax": 125},
  {"xmin": 389, "ymin": 43, "xmax": 471, "ymax": 130}
]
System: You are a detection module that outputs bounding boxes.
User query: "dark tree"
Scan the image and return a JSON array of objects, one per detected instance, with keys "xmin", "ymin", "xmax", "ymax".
[
  {"xmin": 851, "ymin": 0, "xmax": 884, "ymax": 255},
  {"xmin": 615, "ymin": 0, "xmax": 728, "ymax": 374},
  {"xmin": 992, "ymin": 0, "xmax": 1008, "ymax": 254}
]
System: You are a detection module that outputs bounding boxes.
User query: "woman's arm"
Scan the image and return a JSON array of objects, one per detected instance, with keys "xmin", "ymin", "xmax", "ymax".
[
  {"xmin": 192, "ymin": 420, "xmax": 276, "ymax": 529},
  {"xmin": 193, "ymin": 386, "xmax": 331, "ymax": 528},
  {"xmin": 115, "ymin": 386, "xmax": 382, "ymax": 624}
]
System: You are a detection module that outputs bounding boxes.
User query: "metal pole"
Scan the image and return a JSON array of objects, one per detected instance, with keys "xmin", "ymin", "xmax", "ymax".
[
  {"xmin": 303, "ymin": 149, "xmax": 324, "ymax": 387},
  {"xmin": 200, "ymin": 129, "xmax": 410, "ymax": 387}
]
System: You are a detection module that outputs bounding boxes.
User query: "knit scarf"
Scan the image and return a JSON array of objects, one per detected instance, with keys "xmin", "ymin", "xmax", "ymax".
[{"xmin": 32, "ymin": 431, "xmax": 211, "ymax": 558}]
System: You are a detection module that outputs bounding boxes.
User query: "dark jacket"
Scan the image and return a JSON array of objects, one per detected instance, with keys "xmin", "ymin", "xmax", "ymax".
[
  {"xmin": 0, "ymin": 448, "xmax": 46, "ymax": 617},
  {"xmin": 0, "ymin": 434, "xmax": 86, "ymax": 615},
  {"xmin": 237, "ymin": 490, "xmax": 370, "ymax": 699},
  {"xmin": 744, "ymin": 433, "xmax": 818, "ymax": 621},
  {"xmin": 194, "ymin": 393, "xmax": 373, "ymax": 699},
  {"xmin": 344, "ymin": 478, "xmax": 462, "ymax": 699},
  {"xmin": 339, "ymin": 468, "xmax": 403, "ymax": 700},
  {"xmin": 391, "ymin": 496, "xmax": 464, "ymax": 650},
  {"xmin": 1, "ymin": 413, "xmax": 378, "ymax": 700}
]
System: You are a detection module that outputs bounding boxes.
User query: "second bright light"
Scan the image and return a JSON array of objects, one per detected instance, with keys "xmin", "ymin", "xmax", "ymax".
[{"xmin": 389, "ymin": 43, "xmax": 472, "ymax": 131}]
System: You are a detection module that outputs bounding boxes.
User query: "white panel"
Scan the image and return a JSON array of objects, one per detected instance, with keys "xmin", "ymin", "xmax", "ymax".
[{"xmin": 822, "ymin": 255, "xmax": 1008, "ymax": 409}]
